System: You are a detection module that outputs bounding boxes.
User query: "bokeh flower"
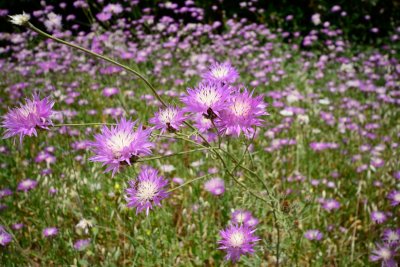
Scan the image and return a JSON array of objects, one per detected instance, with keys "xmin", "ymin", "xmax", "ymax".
[
  {"xmin": 304, "ymin": 230, "xmax": 323, "ymax": 241},
  {"xmin": 43, "ymin": 227, "xmax": 58, "ymax": 237},
  {"xmin": 17, "ymin": 179, "xmax": 38, "ymax": 192},
  {"xmin": 370, "ymin": 243, "xmax": 397, "ymax": 267},
  {"xmin": 202, "ymin": 62, "xmax": 239, "ymax": 84}
]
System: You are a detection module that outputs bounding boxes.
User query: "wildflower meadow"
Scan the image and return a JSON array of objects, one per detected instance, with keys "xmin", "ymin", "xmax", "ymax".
[{"xmin": 0, "ymin": 1, "xmax": 399, "ymax": 266}]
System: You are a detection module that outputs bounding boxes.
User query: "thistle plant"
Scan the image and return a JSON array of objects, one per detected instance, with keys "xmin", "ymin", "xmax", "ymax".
[{"xmin": 3, "ymin": 15, "xmax": 285, "ymax": 264}]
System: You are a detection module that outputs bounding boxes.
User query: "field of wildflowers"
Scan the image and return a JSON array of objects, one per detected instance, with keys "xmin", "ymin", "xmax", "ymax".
[{"xmin": 0, "ymin": 1, "xmax": 399, "ymax": 266}]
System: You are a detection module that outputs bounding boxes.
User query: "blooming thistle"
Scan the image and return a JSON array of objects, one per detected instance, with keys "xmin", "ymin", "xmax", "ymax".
[
  {"xmin": 321, "ymin": 198, "xmax": 340, "ymax": 212},
  {"xmin": 231, "ymin": 210, "xmax": 253, "ymax": 225},
  {"xmin": 17, "ymin": 179, "xmax": 38, "ymax": 192},
  {"xmin": 0, "ymin": 228, "xmax": 12, "ymax": 246},
  {"xmin": 202, "ymin": 62, "xmax": 239, "ymax": 85},
  {"xmin": 149, "ymin": 106, "xmax": 186, "ymax": 133},
  {"xmin": 181, "ymin": 82, "xmax": 231, "ymax": 120},
  {"xmin": 42, "ymin": 227, "xmax": 58, "ymax": 237},
  {"xmin": 371, "ymin": 211, "xmax": 387, "ymax": 224},
  {"xmin": 217, "ymin": 89, "xmax": 267, "ymax": 138},
  {"xmin": 304, "ymin": 230, "xmax": 323, "ymax": 241},
  {"xmin": 204, "ymin": 177, "xmax": 225, "ymax": 196},
  {"xmin": 89, "ymin": 118, "xmax": 153, "ymax": 176},
  {"xmin": 382, "ymin": 229, "xmax": 400, "ymax": 245},
  {"xmin": 125, "ymin": 166, "xmax": 169, "ymax": 216},
  {"xmin": 73, "ymin": 239, "xmax": 91, "ymax": 251},
  {"xmin": 192, "ymin": 113, "xmax": 213, "ymax": 133},
  {"xmin": 0, "ymin": 188, "xmax": 12, "ymax": 199},
  {"xmin": 387, "ymin": 190, "xmax": 400, "ymax": 206},
  {"xmin": 2, "ymin": 94, "xmax": 54, "ymax": 143},
  {"xmin": 218, "ymin": 224, "xmax": 260, "ymax": 262},
  {"xmin": 9, "ymin": 12, "xmax": 30, "ymax": 26},
  {"xmin": 370, "ymin": 243, "xmax": 397, "ymax": 267}
]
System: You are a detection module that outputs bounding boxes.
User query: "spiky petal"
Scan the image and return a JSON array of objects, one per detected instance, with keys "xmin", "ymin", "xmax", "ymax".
[
  {"xmin": 149, "ymin": 106, "xmax": 186, "ymax": 133},
  {"xmin": 202, "ymin": 62, "xmax": 239, "ymax": 85}
]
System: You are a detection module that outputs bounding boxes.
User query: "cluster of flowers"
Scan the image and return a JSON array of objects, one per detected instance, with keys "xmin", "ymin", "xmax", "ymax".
[{"xmin": 1, "ymin": 62, "xmax": 267, "ymax": 262}]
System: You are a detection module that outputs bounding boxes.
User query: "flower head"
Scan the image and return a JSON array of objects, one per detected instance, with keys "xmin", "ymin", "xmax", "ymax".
[
  {"xmin": 149, "ymin": 106, "xmax": 186, "ymax": 133},
  {"xmin": 43, "ymin": 227, "xmax": 58, "ymax": 237},
  {"xmin": 304, "ymin": 230, "xmax": 323, "ymax": 241},
  {"xmin": 388, "ymin": 190, "xmax": 400, "ymax": 206},
  {"xmin": 9, "ymin": 12, "xmax": 30, "ymax": 26},
  {"xmin": 125, "ymin": 166, "xmax": 169, "ymax": 216},
  {"xmin": 370, "ymin": 243, "xmax": 397, "ymax": 267},
  {"xmin": 231, "ymin": 210, "xmax": 253, "ymax": 225},
  {"xmin": 204, "ymin": 177, "xmax": 225, "ymax": 196},
  {"xmin": 0, "ymin": 228, "xmax": 12, "ymax": 246},
  {"xmin": 73, "ymin": 239, "xmax": 91, "ymax": 251},
  {"xmin": 89, "ymin": 118, "xmax": 153, "ymax": 176},
  {"xmin": 181, "ymin": 82, "xmax": 231, "ymax": 119},
  {"xmin": 17, "ymin": 179, "xmax": 38, "ymax": 192},
  {"xmin": 2, "ymin": 94, "xmax": 54, "ymax": 143},
  {"xmin": 371, "ymin": 211, "xmax": 387, "ymax": 224},
  {"xmin": 218, "ymin": 224, "xmax": 260, "ymax": 262},
  {"xmin": 202, "ymin": 62, "xmax": 239, "ymax": 84},
  {"xmin": 382, "ymin": 228, "xmax": 400, "ymax": 245},
  {"xmin": 217, "ymin": 89, "xmax": 267, "ymax": 138},
  {"xmin": 321, "ymin": 198, "xmax": 340, "ymax": 212}
]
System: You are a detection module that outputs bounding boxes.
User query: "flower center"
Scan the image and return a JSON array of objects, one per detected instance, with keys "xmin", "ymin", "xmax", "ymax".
[
  {"xmin": 235, "ymin": 213, "xmax": 246, "ymax": 223},
  {"xmin": 229, "ymin": 232, "xmax": 245, "ymax": 247},
  {"xmin": 21, "ymin": 180, "xmax": 33, "ymax": 188},
  {"xmin": 159, "ymin": 109, "xmax": 177, "ymax": 124},
  {"xmin": 379, "ymin": 248, "xmax": 392, "ymax": 260},
  {"xmin": 137, "ymin": 181, "xmax": 158, "ymax": 201},
  {"xmin": 394, "ymin": 193, "xmax": 400, "ymax": 201},
  {"xmin": 231, "ymin": 99, "xmax": 251, "ymax": 117},
  {"xmin": 196, "ymin": 86, "xmax": 221, "ymax": 107},
  {"xmin": 19, "ymin": 103, "xmax": 36, "ymax": 118},
  {"xmin": 388, "ymin": 232, "xmax": 399, "ymax": 242},
  {"xmin": 106, "ymin": 131, "xmax": 136, "ymax": 158},
  {"xmin": 211, "ymin": 67, "xmax": 229, "ymax": 79}
]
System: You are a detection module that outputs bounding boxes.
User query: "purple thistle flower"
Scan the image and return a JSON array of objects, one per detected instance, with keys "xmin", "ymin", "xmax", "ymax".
[
  {"xmin": 73, "ymin": 238, "xmax": 91, "ymax": 251},
  {"xmin": 231, "ymin": 210, "xmax": 253, "ymax": 225},
  {"xmin": 181, "ymin": 81, "xmax": 231, "ymax": 119},
  {"xmin": 321, "ymin": 198, "xmax": 340, "ymax": 211},
  {"xmin": 12, "ymin": 223, "xmax": 24, "ymax": 231},
  {"xmin": 204, "ymin": 177, "xmax": 225, "ymax": 196},
  {"xmin": 304, "ymin": 230, "xmax": 323, "ymax": 241},
  {"xmin": 244, "ymin": 217, "xmax": 260, "ymax": 228},
  {"xmin": 370, "ymin": 243, "xmax": 397, "ymax": 267},
  {"xmin": 371, "ymin": 211, "xmax": 387, "ymax": 224},
  {"xmin": 89, "ymin": 118, "xmax": 153, "ymax": 176},
  {"xmin": 218, "ymin": 224, "xmax": 260, "ymax": 262},
  {"xmin": 0, "ymin": 188, "xmax": 12, "ymax": 199},
  {"xmin": 382, "ymin": 229, "xmax": 400, "ymax": 246},
  {"xmin": 1, "ymin": 94, "xmax": 54, "ymax": 143},
  {"xmin": 42, "ymin": 227, "xmax": 58, "ymax": 237},
  {"xmin": 217, "ymin": 89, "xmax": 267, "ymax": 138},
  {"xmin": 202, "ymin": 62, "xmax": 239, "ymax": 84},
  {"xmin": 0, "ymin": 229, "xmax": 12, "ymax": 246},
  {"xmin": 149, "ymin": 106, "xmax": 186, "ymax": 133},
  {"xmin": 387, "ymin": 190, "xmax": 400, "ymax": 206},
  {"xmin": 17, "ymin": 179, "xmax": 38, "ymax": 192},
  {"xmin": 192, "ymin": 113, "xmax": 213, "ymax": 133},
  {"xmin": 125, "ymin": 166, "xmax": 169, "ymax": 216}
]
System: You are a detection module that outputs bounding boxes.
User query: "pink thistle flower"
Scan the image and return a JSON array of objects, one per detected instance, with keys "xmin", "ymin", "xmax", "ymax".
[
  {"xmin": 42, "ymin": 227, "xmax": 58, "ymax": 237},
  {"xmin": 17, "ymin": 179, "xmax": 38, "ymax": 192},
  {"xmin": 0, "ymin": 228, "xmax": 12, "ymax": 246},
  {"xmin": 217, "ymin": 89, "xmax": 267, "ymax": 138},
  {"xmin": 321, "ymin": 198, "xmax": 340, "ymax": 212},
  {"xmin": 371, "ymin": 211, "xmax": 387, "ymax": 224},
  {"xmin": 388, "ymin": 190, "xmax": 400, "ymax": 206},
  {"xmin": 89, "ymin": 118, "xmax": 153, "ymax": 176},
  {"xmin": 202, "ymin": 62, "xmax": 239, "ymax": 85},
  {"xmin": 218, "ymin": 224, "xmax": 260, "ymax": 262},
  {"xmin": 204, "ymin": 177, "xmax": 225, "ymax": 196},
  {"xmin": 304, "ymin": 230, "xmax": 323, "ymax": 241},
  {"xmin": 231, "ymin": 210, "xmax": 253, "ymax": 225},
  {"xmin": 2, "ymin": 94, "xmax": 54, "ymax": 143},
  {"xmin": 370, "ymin": 243, "xmax": 397, "ymax": 267},
  {"xmin": 382, "ymin": 228, "xmax": 400, "ymax": 245},
  {"xmin": 149, "ymin": 106, "xmax": 186, "ymax": 133},
  {"xmin": 125, "ymin": 166, "xmax": 169, "ymax": 216},
  {"xmin": 192, "ymin": 113, "xmax": 213, "ymax": 133},
  {"xmin": 181, "ymin": 82, "xmax": 231, "ymax": 120},
  {"xmin": 73, "ymin": 239, "xmax": 91, "ymax": 251}
]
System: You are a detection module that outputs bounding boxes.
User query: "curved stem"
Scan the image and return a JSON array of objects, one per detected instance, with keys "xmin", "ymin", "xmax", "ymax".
[
  {"xmin": 137, "ymin": 147, "xmax": 215, "ymax": 162},
  {"xmin": 53, "ymin": 123, "xmax": 116, "ymax": 127},
  {"xmin": 27, "ymin": 22, "xmax": 168, "ymax": 108}
]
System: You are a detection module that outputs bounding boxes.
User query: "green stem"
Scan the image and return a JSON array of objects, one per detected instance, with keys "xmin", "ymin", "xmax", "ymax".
[
  {"xmin": 137, "ymin": 147, "xmax": 215, "ymax": 162},
  {"xmin": 167, "ymin": 173, "xmax": 212, "ymax": 193},
  {"xmin": 53, "ymin": 123, "xmax": 116, "ymax": 127}
]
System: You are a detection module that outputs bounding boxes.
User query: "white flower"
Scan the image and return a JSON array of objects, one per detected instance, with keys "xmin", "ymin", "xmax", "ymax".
[
  {"xmin": 9, "ymin": 12, "xmax": 30, "ymax": 26},
  {"xmin": 76, "ymin": 219, "xmax": 93, "ymax": 234}
]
